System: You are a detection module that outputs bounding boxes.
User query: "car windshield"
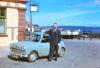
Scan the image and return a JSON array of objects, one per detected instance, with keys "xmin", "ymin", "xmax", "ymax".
[
  {"xmin": 33, "ymin": 34, "xmax": 41, "ymax": 42},
  {"xmin": 24, "ymin": 32, "xmax": 49, "ymax": 42},
  {"xmin": 24, "ymin": 33, "xmax": 41, "ymax": 42}
]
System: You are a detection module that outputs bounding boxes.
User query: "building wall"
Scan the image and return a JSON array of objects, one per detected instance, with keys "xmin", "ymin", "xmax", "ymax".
[
  {"xmin": 0, "ymin": 1, "xmax": 26, "ymax": 46},
  {"xmin": 0, "ymin": 8, "xmax": 19, "ymax": 45},
  {"xmin": 6, "ymin": 8, "xmax": 19, "ymax": 41},
  {"xmin": 18, "ymin": 9, "xmax": 26, "ymax": 41}
]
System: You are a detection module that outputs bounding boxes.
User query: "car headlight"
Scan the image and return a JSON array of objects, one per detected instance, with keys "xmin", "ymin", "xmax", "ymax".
[
  {"xmin": 22, "ymin": 47, "xmax": 27, "ymax": 51},
  {"xmin": 21, "ymin": 47, "xmax": 27, "ymax": 55}
]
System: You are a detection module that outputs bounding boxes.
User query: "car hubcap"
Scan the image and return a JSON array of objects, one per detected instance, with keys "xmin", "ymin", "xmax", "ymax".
[
  {"xmin": 29, "ymin": 53, "xmax": 37, "ymax": 61},
  {"xmin": 59, "ymin": 48, "xmax": 65, "ymax": 57}
]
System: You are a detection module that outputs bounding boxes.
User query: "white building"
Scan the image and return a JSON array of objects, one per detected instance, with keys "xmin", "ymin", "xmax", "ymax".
[{"xmin": 0, "ymin": 0, "xmax": 26, "ymax": 45}]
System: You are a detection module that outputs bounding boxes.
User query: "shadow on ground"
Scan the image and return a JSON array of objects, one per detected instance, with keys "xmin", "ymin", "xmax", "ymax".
[{"xmin": 7, "ymin": 55, "xmax": 50, "ymax": 62}]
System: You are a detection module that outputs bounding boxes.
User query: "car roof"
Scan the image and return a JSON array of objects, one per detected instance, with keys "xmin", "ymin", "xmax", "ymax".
[{"xmin": 34, "ymin": 32, "xmax": 44, "ymax": 35}]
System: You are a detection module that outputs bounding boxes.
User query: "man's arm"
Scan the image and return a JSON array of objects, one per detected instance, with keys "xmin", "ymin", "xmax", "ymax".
[{"xmin": 45, "ymin": 29, "xmax": 51, "ymax": 34}]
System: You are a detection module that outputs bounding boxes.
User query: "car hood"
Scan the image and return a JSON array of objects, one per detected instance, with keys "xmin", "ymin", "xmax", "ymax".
[{"xmin": 10, "ymin": 41, "xmax": 38, "ymax": 49}]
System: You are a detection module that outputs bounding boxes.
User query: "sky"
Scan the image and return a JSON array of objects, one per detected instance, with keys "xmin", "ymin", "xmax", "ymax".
[{"xmin": 26, "ymin": 0, "xmax": 100, "ymax": 27}]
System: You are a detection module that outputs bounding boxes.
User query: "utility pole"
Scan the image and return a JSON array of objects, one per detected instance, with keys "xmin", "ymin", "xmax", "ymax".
[
  {"xmin": 30, "ymin": 0, "xmax": 33, "ymax": 40},
  {"xmin": 29, "ymin": 0, "xmax": 39, "ymax": 40}
]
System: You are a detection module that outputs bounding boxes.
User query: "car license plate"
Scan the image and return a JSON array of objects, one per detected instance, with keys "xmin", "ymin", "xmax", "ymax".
[{"xmin": 12, "ymin": 54, "xmax": 19, "ymax": 58}]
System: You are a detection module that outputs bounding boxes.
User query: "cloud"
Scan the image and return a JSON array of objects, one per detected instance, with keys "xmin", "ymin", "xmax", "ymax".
[
  {"xmin": 31, "ymin": 9, "xmax": 98, "ymax": 26},
  {"xmin": 60, "ymin": 10, "xmax": 96, "ymax": 18},
  {"xmin": 95, "ymin": 0, "xmax": 100, "ymax": 5},
  {"xmin": 90, "ymin": 21, "xmax": 100, "ymax": 26},
  {"xmin": 32, "ymin": 9, "xmax": 97, "ymax": 21},
  {"xmin": 71, "ymin": 0, "xmax": 100, "ymax": 9}
]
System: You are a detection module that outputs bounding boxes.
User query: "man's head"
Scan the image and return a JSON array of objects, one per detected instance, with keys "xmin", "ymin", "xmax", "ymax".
[{"xmin": 53, "ymin": 23, "xmax": 58, "ymax": 29}]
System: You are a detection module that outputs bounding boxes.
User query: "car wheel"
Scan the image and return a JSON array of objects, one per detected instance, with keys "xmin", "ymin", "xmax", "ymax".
[
  {"xmin": 59, "ymin": 48, "xmax": 65, "ymax": 57},
  {"xmin": 27, "ymin": 51, "xmax": 38, "ymax": 62}
]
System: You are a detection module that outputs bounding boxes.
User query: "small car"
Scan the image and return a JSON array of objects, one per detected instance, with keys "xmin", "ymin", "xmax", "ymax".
[{"xmin": 9, "ymin": 32, "xmax": 66, "ymax": 62}]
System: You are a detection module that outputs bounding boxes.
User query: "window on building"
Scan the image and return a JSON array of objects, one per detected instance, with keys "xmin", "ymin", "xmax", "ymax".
[{"xmin": 0, "ymin": 8, "xmax": 6, "ymax": 34}]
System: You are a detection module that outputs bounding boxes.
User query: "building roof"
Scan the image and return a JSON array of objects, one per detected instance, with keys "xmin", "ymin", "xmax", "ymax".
[
  {"xmin": 0, "ymin": 0, "xmax": 27, "ymax": 4},
  {"xmin": 0, "ymin": 0, "xmax": 26, "ymax": 10}
]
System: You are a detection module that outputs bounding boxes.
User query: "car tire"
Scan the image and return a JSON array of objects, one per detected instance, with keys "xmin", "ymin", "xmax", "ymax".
[
  {"xmin": 59, "ymin": 48, "xmax": 65, "ymax": 57},
  {"xmin": 27, "ymin": 51, "xmax": 38, "ymax": 62}
]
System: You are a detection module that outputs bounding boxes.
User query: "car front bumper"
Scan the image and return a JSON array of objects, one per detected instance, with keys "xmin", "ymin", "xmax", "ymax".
[{"xmin": 9, "ymin": 52, "xmax": 28, "ymax": 59}]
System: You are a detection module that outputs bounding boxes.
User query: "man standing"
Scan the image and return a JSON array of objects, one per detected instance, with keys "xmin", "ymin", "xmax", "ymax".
[{"xmin": 47, "ymin": 23, "xmax": 61, "ymax": 61}]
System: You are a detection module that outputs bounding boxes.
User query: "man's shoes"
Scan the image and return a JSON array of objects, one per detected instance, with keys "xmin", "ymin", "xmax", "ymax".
[
  {"xmin": 52, "ymin": 57, "xmax": 57, "ymax": 61},
  {"xmin": 54, "ymin": 59, "xmax": 57, "ymax": 61},
  {"xmin": 54, "ymin": 58, "xmax": 57, "ymax": 61},
  {"xmin": 48, "ymin": 59, "xmax": 52, "ymax": 61}
]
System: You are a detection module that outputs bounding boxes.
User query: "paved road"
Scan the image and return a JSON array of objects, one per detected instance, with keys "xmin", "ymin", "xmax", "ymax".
[{"xmin": 0, "ymin": 40, "xmax": 100, "ymax": 68}]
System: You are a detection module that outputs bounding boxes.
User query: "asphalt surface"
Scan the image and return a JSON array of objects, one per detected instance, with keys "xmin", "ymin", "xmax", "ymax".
[{"xmin": 0, "ymin": 40, "xmax": 100, "ymax": 68}]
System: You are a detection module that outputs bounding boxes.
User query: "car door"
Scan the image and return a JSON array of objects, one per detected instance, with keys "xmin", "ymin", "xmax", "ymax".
[{"xmin": 38, "ymin": 35, "xmax": 50, "ymax": 56}]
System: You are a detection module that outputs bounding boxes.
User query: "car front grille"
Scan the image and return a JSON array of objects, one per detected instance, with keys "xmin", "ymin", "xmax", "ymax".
[{"xmin": 10, "ymin": 47, "xmax": 23, "ymax": 54}]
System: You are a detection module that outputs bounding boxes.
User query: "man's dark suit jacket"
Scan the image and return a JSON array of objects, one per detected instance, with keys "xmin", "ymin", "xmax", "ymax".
[{"xmin": 46, "ymin": 29, "xmax": 61, "ymax": 46}]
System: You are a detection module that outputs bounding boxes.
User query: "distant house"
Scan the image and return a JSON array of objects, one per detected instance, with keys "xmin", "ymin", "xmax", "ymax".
[
  {"xmin": 0, "ymin": 0, "xmax": 26, "ymax": 45},
  {"xmin": 33, "ymin": 24, "xmax": 41, "ymax": 32}
]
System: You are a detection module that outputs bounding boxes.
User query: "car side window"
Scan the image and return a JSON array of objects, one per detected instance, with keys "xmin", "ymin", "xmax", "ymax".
[{"xmin": 41, "ymin": 34, "xmax": 49, "ymax": 43}]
